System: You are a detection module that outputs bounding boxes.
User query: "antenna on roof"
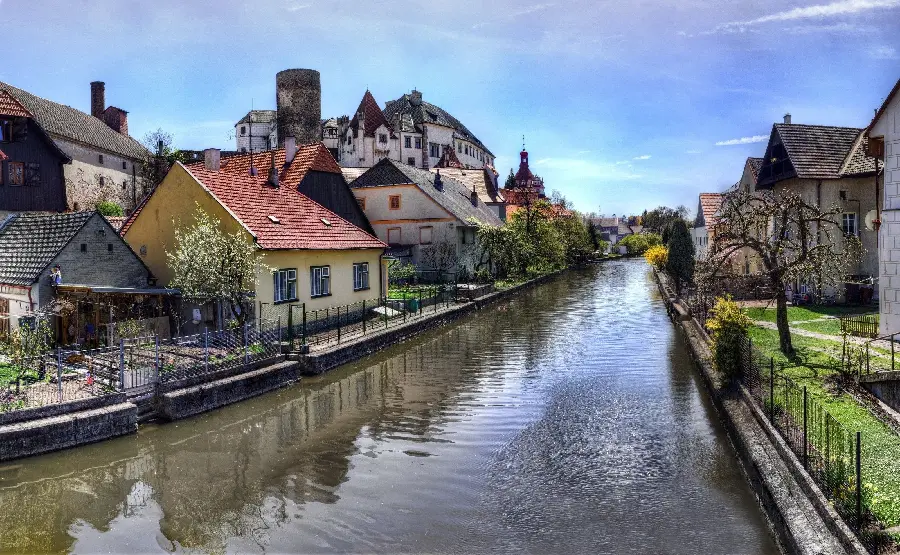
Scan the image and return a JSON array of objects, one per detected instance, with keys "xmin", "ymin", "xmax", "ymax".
[
  {"xmin": 249, "ymin": 98, "xmax": 255, "ymax": 176},
  {"xmin": 522, "ymin": 135, "xmax": 526, "ymax": 150}
]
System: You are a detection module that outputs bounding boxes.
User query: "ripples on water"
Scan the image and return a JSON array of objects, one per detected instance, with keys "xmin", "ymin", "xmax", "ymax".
[{"xmin": 0, "ymin": 260, "xmax": 778, "ymax": 554}]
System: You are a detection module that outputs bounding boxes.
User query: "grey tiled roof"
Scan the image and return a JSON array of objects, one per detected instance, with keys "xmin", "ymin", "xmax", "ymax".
[
  {"xmin": 429, "ymin": 167, "xmax": 505, "ymax": 204},
  {"xmin": 349, "ymin": 158, "xmax": 503, "ymax": 227},
  {"xmin": 747, "ymin": 157, "xmax": 763, "ymax": 180},
  {"xmin": 775, "ymin": 123, "xmax": 866, "ymax": 179},
  {"xmin": 236, "ymin": 109, "xmax": 277, "ymax": 125},
  {"xmin": 841, "ymin": 133, "xmax": 883, "ymax": 176},
  {"xmin": 0, "ymin": 82, "xmax": 149, "ymax": 160},
  {"xmin": 0, "ymin": 212, "xmax": 93, "ymax": 286},
  {"xmin": 383, "ymin": 94, "xmax": 493, "ymax": 156}
]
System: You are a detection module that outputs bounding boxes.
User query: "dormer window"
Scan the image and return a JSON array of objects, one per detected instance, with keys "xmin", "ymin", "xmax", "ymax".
[
  {"xmin": 98, "ymin": 154, "xmax": 104, "ymax": 164},
  {"xmin": 321, "ymin": 218, "xmax": 331, "ymax": 227}
]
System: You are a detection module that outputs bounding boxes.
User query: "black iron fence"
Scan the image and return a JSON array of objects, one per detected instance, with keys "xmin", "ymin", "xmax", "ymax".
[
  {"xmin": 0, "ymin": 319, "xmax": 283, "ymax": 414},
  {"xmin": 841, "ymin": 315, "xmax": 879, "ymax": 339},
  {"xmin": 843, "ymin": 333, "xmax": 900, "ymax": 376},
  {"xmin": 739, "ymin": 339, "xmax": 885, "ymax": 553},
  {"xmin": 277, "ymin": 286, "xmax": 460, "ymax": 351}
]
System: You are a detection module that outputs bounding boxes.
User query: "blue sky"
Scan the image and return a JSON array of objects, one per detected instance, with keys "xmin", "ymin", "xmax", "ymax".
[{"xmin": 1, "ymin": 0, "xmax": 898, "ymax": 217}]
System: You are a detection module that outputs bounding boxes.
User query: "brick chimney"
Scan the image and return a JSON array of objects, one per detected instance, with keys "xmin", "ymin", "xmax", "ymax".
[
  {"xmin": 203, "ymin": 148, "xmax": 220, "ymax": 171},
  {"xmin": 102, "ymin": 107, "xmax": 129, "ymax": 135},
  {"xmin": 410, "ymin": 90, "xmax": 422, "ymax": 106},
  {"xmin": 783, "ymin": 113, "xmax": 792, "ymax": 124},
  {"xmin": 90, "ymin": 82, "xmax": 105, "ymax": 119},
  {"xmin": 284, "ymin": 136, "xmax": 297, "ymax": 164}
]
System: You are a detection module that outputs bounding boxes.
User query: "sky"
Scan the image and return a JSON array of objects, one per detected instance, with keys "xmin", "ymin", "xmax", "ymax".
[{"xmin": 0, "ymin": 0, "xmax": 898, "ymax": 218}]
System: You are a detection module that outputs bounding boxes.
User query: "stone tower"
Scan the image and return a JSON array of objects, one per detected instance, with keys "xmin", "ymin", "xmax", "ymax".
[{"xmin": 275, "ymin": 69, "xmax": 321, "ymax": 146}]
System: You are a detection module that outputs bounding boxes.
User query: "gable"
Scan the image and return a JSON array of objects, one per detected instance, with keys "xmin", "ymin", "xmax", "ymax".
[
  {"xmin": 298, "ymin": 170, "xmax": 375, "ymax": 234},
  {"xmin": 756, "ymin": 126, "xmax": 797, "ymax": 188},
  {"xmin": 869, "ymin": 78, "xmax": 900, "ymax": 138}
]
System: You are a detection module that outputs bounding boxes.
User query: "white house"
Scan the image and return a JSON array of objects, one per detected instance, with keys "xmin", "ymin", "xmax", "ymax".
[
  {"xmin": 234, "ymin": 110, "xmax": 278, "ymax": 153},
  {"xmin": 869, "ymin": 78, "xmax": 900, "ymax": 335}
]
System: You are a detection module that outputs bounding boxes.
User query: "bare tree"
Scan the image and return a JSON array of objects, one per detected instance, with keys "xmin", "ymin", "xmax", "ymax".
[{"xmin": 698, "ymin": 189, "xmax": 863, "ymax": 354}]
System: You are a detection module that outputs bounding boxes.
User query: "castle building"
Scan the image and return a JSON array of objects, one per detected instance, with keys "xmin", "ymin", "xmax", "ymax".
[{"xmin": 503, "ymin": 148, "xmax": 545, "ymax": 208}]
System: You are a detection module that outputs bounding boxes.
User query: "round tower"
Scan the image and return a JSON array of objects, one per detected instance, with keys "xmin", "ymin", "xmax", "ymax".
[{"xmin": 275, "ymin": 69, "xmax": 321, "ymax": 146}]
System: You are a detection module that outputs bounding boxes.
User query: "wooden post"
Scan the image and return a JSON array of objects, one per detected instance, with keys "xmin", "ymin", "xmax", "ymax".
[{"xmin": 362, "ymin": 300, "xmax": 367, "ymax": 334}]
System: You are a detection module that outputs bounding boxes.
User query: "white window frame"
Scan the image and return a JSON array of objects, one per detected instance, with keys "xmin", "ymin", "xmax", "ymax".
[
  {"xmin": 353, "ymin": 262, "xmax": 370, "ymax": 291},
  {"xmin": 273, "ymin": 268, "xmax": 298, "ymax": 303},
  {"xmin": 311, "ymin": 266, "xmax": 331, "ymax": 297},
  {"xmin": 842, "ymin": 212, "xmax": 858, "ymax": 236}
]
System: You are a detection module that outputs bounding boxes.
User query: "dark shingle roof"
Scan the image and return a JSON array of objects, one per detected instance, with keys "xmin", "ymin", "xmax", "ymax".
[
  {"xmin": 349, "ymin": 158, "xmax": 503, "ymax": 227},
  {"xmin": 747, "ymin": 157, "xmax": 763, "ymax": 180},
  {"xmin": 0, "ymin": 82, "xmax": 149, "ymax": 160},
  {"xmin": 236, "ymin": 110, "xmax": 277, "ymax": 126},
  {"xmin": 383, "ymin": 93, "xmax": 493, "ymax": 156},
  {"xmin": 841, "ymin": 133, "xmax": 883, "ymax": 176},
  {"xmin": 0, "ymin": 212, "xmax": 93, "ymax": 286},
  {"xmin": 774, "ymin": 123, "xmax": 866, "ymax": 179},
  {"xmin": 349, "ymin": 91, "xmax": 394, "ymax": 138}
]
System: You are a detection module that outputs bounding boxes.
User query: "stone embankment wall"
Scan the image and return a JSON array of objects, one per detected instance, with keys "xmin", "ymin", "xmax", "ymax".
[{"xmin": 654, "ymin": 269, "xmax": 865, "ymax": 555}]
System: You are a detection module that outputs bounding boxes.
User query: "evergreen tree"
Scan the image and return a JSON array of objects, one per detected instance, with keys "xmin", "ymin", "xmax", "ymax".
[
  {"xmin": 587, "ymin": 219, "xmax": 599, "ymax": 250},
  {"xmin": 665, "ymin": 219, "xmax": 695, "ymax": 293},
  {"xmin": 504, "ymin": 169, "xmax": 516, "ymax": 189}
]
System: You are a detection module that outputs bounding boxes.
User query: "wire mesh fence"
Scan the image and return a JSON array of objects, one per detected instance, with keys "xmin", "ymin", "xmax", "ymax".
[{"xmin": 738, "ymin": 338, "xmax": 885, "ymax": 553}]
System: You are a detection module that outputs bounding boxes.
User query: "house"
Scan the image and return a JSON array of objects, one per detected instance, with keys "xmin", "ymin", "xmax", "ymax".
[
  {"xmin": 755, "ymin": 115, "xmax": 882, "ymax": 300},
  {"xmin": 348, "ymin": 158, "xmax": 504, "ymax": 277},
  {"xmin": 0, "ymin": 211, "xmax": 167, "ymax": 343},
  {"xmin": 0, "ymin": 81, "xmax": 150, "ymax": 213},
  {"xmin": 339, "ymin": 90, "xmax": 400, "ymax": 168},
  {"xmin": 692, "ymin": 193, "xmax": 723, "ymax": 260},
  {"xmin": 867, "ymin": 78, "xmax": 900, "ymax": 334},
  {"xmin": 234, "ymin": 110, "xmax": 278, "ymax": 153},
  {"xmin": 120, "ymin": 143, "xmax": 387, "ymax": 327},
  {"xmin": 430, "ymin": 147, "xmax": 506, "ymax": 220},
  {"xmin": 0, "ymin": 90, "xmax": 71, "ymax": 216}
]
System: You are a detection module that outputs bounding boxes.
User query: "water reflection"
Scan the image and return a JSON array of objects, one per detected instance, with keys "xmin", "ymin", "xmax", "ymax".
[{"xmin": 0, "ymin": 260, "xmax": 777, "ymax": 554}]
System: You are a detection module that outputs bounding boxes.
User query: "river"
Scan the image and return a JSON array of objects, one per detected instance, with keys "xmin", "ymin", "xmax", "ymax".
[{"xmin": 0, "ymin": 259, "xmax": 778, "ymax": 554}]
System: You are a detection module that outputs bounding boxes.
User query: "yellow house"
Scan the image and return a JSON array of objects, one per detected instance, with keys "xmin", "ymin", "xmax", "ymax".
[{"xmin": 120, "ymin": 143, "xmax": 386, "ymax": 324}]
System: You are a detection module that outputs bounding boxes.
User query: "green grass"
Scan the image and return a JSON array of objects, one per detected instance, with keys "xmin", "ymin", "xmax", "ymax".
[
  {"xmin": 387, "ymin": 285, "xmax": 440, "ymax": 300},
  {"xmin": 749, "ymin": 325, "xmax": 900, "ymax": 528},
  {"xmin": 744, "ymin": 305, "xmax": 877, "ymax": 324},
  {"xmin": 793, "ymin": 319, "xmax": 844, "ymax": 336}
]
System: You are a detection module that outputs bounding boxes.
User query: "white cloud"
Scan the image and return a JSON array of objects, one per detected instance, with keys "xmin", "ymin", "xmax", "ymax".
[
  {"xmin": 633, "ymin": 154, "xmax": 651, "ymax": 160},
  {"xmin": 712, "ymin": 0, "xmax": 900, "ymax": 33},
  {"xmin": 686, "ymin": 149, "xmax": 702, "ymax": 154},
  {"xmin": 715, "ymin": 135, "xmax": 768, "ymax": 146},
  {"xmin": 871, "ymin": 45, "xmax": 899, "ymax": 59},
  {"xmin": 286, "ymin": 1, "xmax": 311, "ymax": 11},
  {"xmin": 780, "ymin": 22, "xmax": 863, "ymax": 33}
]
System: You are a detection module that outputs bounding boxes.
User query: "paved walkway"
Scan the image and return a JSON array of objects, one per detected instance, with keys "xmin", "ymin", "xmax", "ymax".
[{"xmin": 752, "ymin": 319, "xmax": 895, "ymax": 355}]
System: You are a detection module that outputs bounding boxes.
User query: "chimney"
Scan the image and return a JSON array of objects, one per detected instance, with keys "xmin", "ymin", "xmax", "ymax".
[
  {"xmin": 203, "ymin": 148, "xmax": 220, "ymax": 171},
  {"xmin": 90, "ymin": 81, "xmax": 105, "ymax": 119},
  {"xmin": 267, "ymin": 154, "xmax": 279, "ymax": 188},
  {"xmin": 284, "ymin": 136, "xmax": 298, "ymax": 164},
  {"xmin": 783, "ymin": 113, "xmax": 792, "ymax": 124},
  {"xmin": 470, "ymin": 190, "xmax": 478, "ymax": 207},
  {"xmin": 410, "ymin": 90, "xmax": 422, "ymax": 106},
  {"xmin": 434, "ymin": 170, "xmax": 443, "ymax": 191}
]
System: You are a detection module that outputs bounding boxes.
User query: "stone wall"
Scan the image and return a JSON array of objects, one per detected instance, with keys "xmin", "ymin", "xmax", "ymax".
[{"xmin": 55, "ymin": 138, "xmax": 144, "ymax": 212}]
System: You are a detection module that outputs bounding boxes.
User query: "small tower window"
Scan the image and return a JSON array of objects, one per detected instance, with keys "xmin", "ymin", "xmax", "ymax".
[{"xmin": 99, "ymin": 154, "xmax": 104, "ymax": 164}]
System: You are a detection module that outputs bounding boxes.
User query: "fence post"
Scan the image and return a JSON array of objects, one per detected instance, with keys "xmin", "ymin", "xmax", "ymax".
[
  {"xmin": 403, "ymin": 291, "xmax": 407, "ymax": 322},
  {"xmin": 892, "ymin": 333, "xmax": 896, "ymax": 371},
  {"xmin": 803, "ymin": 386, "xmax": 809, "ymax": 469},
  {"xmin": 57, "ymin": 348, "xmax": 63, "ymax": 403},
  {"xmin": 118, "ymin": 339, "xmax": 125, "ymax": 391},
  {"xmin": 155, "ymin": 335, "xmax": 160, "ymax": 383},
  {"xmin": 302, "ymin": 303, "xmax": 307, "ymax": 347},
  {"xmin": 769, "ymin": 358, "xmax": 775, "ymax": 424},
  {"xmin": 856, "ymin": 431, "xmax": 862, "ymax": 534},
  {"xmin": 418, "ymin": 289, "xmax": 422, "ymax": 316},
  {"xmin": 243, "ymin": 321, "xmax": 249, "ymax": 365},
  {"xmin": 277, "ymin": 317, "xmax": 282, "ymax": 355},
  {"xmin": 287, "ymin": 304, "xmax": 294, "ymax": 345},
  {"xmin": 204, "ymin": 327, "xmax": 209, "ymax": 373},
  {"xmin": 383, "ymin": 297, "xmax": 388, "ymax": 329},
  {"xmin": 337, "ymin": 305, "xmax": 342, "ymax": 344},
  {"xmin": 866, "ymin": 343, "xmax": 870, "ymax": 375},
  {"xmin": 362, "ymin": 300, "xmax": 367, "ymax": 335}
]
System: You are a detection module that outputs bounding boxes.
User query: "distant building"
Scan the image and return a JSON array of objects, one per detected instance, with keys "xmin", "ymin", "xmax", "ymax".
[
  {"xmin": 0, "ymin": 80, "xmax": 150, "ymax": 213},
  {"xmin": 503, "ymin": 147, "xmax": 546, "ymax": 217},
  {"xmin": 692, "ymin": 193, "xmax": 723, "ymax": 260},
  {"xmin": 234, "ymin": 110, "xmax": 277, "ymax": 153}
]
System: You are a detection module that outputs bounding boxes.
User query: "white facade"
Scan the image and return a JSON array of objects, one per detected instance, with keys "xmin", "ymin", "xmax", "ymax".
[
  {"xmin": 692, "ymin": 226, "xmax": 711, "ymax": 259},
  {"xmin": 55, "ymin": 137, "xmax": 144, "ymax": 212},
  {"xmin": 340, "ymin": 122, "xmax": 401, "ymax": 168},
  {"xmin": 875, "ymin": 87, "xmax": 900, "ymax": 335},
  {"xmin": 235, "ymin": 120, "xmax": 277, "ymax": 153}
]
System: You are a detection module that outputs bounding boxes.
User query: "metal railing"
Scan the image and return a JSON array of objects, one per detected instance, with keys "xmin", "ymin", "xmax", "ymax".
[
  {"xmin": 841, "ymin": 315, "xmax": 879, "ymax": 339},
  {"xmin": 846, "ymin": 332, "xmax": 900, "ymax": 376},
  {"xmin": 281, "ymin": 286, "xmax": 461, "ymax": 351},
  {"xmin": 739, "ymin": 338, "xmax": 885, "ymax": 553}
]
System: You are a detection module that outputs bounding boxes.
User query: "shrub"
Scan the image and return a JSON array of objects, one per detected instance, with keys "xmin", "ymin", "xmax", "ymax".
[
  {"xmin": 96, "ymin": 201, "xmax": 124, "ymax": 217},
  {"xmin": 388, "ymin": 260, "xmax": 417, "ymax": 285},
  {"xmin": 619, "ymin": 233, "xmax": 662, "ymax": 255},
  {"xmin": 644, "ymin": 245, "xmax": 668, "ymax": 269},
  {"xmin": 706, "ymin": 296, "xmax": 752, "ymax": 380}
]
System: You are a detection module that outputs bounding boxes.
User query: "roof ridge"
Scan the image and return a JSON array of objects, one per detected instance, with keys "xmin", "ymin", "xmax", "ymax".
[{"xmin": 775, "ymin": 122, "xmax": 864, "ymax": 131}]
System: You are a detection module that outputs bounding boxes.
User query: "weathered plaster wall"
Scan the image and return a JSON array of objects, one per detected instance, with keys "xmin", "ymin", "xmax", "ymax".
[{"xmin": 55, "ymin": 138, "xmax": 143, "ymax": 212}]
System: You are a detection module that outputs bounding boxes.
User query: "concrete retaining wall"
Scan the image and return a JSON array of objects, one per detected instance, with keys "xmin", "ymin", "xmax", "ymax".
[
  {"xmin": 0, "ymin": 392, "xmax": 126, "ymax": 426},
  {"xmin": 859, "ymin": 371, "xmax": 900, "ymax": 413},
  {"xmin": 0, "ymin": 399, "xmax": 137, "ymax": 462},
  {"xmin": 156, "ymin": 360, "xmax": 299, "ymax": 421}
]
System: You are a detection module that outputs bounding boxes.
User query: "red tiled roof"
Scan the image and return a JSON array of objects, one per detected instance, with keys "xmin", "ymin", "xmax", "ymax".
[
  {"xmin": 0, "ymin": 90, "xmax": 31, "ymax": 118},
  {"xmin": 435, "ymin": 146, "xmax": 464, "ymax": 168},
  {"xmin": 122, "ymin": 143, "xmax": 384, "ymax": 251},
  {"xmin": 349, "ymin": 90, "xmax": 394, "ymax": 138},
  {"xmin": 699, "ymin": 193, "xmax": 723, "ymax": 227}
]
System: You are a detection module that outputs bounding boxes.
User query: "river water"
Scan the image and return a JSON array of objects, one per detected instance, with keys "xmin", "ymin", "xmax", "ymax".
[{"xmin": 0, "ymin": 259, "xmax": 778, "ymax": 554}]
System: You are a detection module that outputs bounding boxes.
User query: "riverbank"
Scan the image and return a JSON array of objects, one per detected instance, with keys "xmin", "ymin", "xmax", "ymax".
[{"xmin": 653, "ymin": 269, "xmax": 866, "ymax": 555}]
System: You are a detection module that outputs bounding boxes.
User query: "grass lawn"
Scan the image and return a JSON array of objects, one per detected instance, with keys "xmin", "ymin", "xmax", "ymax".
[
  {"xmin": 793, "ymin": 319, "xmax": 844, "ymax": 336},
  {"xmin": 744, "ymin": 305, "xmax": 877, "ymax": 324},
  {"xmin": 387, "ymin": 285, "xmax": 441, "ymax": 300},
  {"xmin": 749, "ymin": 325, "xmax": 900, "ymax": 528}
]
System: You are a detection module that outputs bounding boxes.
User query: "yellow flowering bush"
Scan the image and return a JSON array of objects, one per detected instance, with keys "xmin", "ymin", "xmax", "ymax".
[{"xmin": 644, "ymin": 244, "xmax": 668, "ymax": 269}]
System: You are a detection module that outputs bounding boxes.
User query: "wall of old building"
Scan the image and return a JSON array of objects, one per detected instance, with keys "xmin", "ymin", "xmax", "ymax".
[
  {"xmin": 234, "ymin": 121, "xmax": 277, "ymax": 153},
  {"xmin": 55, "ymin": 138, "xmax": 143, "ymax": 212}
]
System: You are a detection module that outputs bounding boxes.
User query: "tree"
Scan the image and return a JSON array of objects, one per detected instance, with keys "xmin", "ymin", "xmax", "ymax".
[
  {"xmin": 586, "ymin": 218, "xmax": 599, "ymax": 251},
  {"xmin": 140, "ymin": 128, "xmax": 190, "ymax": 194},
  {"xmin": 166, "ymin": 206, "xmax": 264, "ymax": 329},
  {"xmin": 96, "ymin": 200, "xmax": 124, "ymax": 217},
  {"xmin": 0, "ymin": 314, "xmax": 53, "ymax": 393},
  {"xmin": 504, "ymin": 169, "xmax": 516, "ymax": 190},
  {"xmin": 699, "ymin": 189, "xmax": 863, "ymax": 354},
  {"xmin": 642, "ymin": 205, "xmax": 690, "ymax": 235},
  {"xmin": 665, "ymin": 219, "xmax": 695, "ymax": 293}
]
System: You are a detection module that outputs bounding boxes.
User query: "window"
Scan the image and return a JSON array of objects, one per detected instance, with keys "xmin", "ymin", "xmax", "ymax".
[
  {"xmin": 0, "ymin": 119, "xmax": 11, "ymax": 143},
  {"xmin": 387, "ymin": 227, "xmax": 401, "ymax": 244},
  {"xmin": 407, "ymin": 157, "xmax": 415, "ymax": 166},
  {"xmin": 389, "ymin": 195, "xmax": 401, "ymax": 210},
  {"xmin": 99, "ymin": 154, "xmax": 104, "ymax": 164},
  {"xmin": 357, "ymin": 196, "xmax": 366, "ymax": 210},
  {"xmin": 353, "ymin": 262, "xmax": 370, "ymax": 291},
  {"xmin": 346, "ymin": 135, "xmax": 352, "ymax": 145},
  {"xmin": 414, "ymin": 137, "xmax": 422, "ymax": 149},
  {"xmin": 404, "ymin": 136, "xmax": 411, "ymax": 149},
  {"xmin": 80, "ymin": 243, "xmax": 87, "ymax": 252},
  {"xmin": 108, "ymin": 243, "xmax": 113, "ymax": 252},
  {"xmin": 457, "ymin": 142, "xmax": 462, "ymax": 153},
  {"xmin": 24, "ymin": 163, "xmax": 40, "ymax": 186},
  {"xmin": 122, "ymin": 161, "xmax": 127, "ymax": 169},
  {"xmin": 429, "ymin": 142, "xmax": 440, "ymax": 158},
  {"xmin": 465, "ymin": 145, "xmax": 469, "ymax": 155},
  {"xmin": 378, "ymin": 133, "xmax": 388, "ymax": 144},
  {"xmin": 274, "ymin": 268, "xmax": 298, "ymax": 302},
  {"xmin": 310, "ymin": 266, "xmax": 330, "ymax": 297},
  {"xmin": 240, "ymin": 126, "xmax": 246, "ymax": 136},
  {"xmin": 122, "ymin": 180, "xmax": 127, "ymax": 190},
  {"xmin": 842, "ymin": 213, "xmax": 858, "ymax": 236},
  {"xmin": 419, "ymin": 226, "xmax": 433, "ymax": 244},
  {"xmin": 8, "ymin": 162, "xmax": 24, "ymax": 186}
]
